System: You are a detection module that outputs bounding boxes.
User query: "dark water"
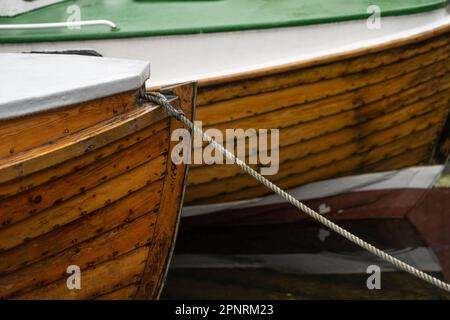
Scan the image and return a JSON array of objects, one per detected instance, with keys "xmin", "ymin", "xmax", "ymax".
[
  {"xmin": 163, "ymin": 268, "xmax": 449, "ymax": 300},
  {"xmin": 162, "ymin": 218, "xmax": 450, "ymax": 300}
]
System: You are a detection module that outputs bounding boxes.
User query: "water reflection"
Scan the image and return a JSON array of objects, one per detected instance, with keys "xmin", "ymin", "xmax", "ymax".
[{"xmin": 163, "ymin": 179, "xmax": 450, "ymax": 300}]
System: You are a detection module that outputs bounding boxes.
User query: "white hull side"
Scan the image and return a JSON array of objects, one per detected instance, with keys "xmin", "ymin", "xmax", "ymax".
[
  {"xmin": 182, "ymin": 166, "xmax": 445, "ymax": 217},
  {"xmin": 0, "ymin": 8, "xmax": 449, "ymax": 86}
]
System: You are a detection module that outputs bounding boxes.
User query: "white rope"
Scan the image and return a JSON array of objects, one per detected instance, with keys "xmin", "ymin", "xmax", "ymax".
[{"xmin": 144, "ymin": 92, "xmax": 450, "ymax": 293}]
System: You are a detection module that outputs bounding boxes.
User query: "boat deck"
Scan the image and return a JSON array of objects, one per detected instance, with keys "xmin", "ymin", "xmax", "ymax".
[{"xmin": 0, "ymin": 0, "xmax": 448, "ymax": 43}]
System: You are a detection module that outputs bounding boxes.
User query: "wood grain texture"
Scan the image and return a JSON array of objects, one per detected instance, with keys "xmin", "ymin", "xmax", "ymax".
[
  {"xmin": 197, "ymin": 34, "xmax": 450, "ymax": 106},
  {"xmin": 186, "ymin": 29, "xmax": 450, "ymax": 205},
  {"xmin": 0, "ymin": 128, "xmax": 169, "ymax": 227},
  {"xmin": 96, "ymin": 283, "xmax": 139, "ymax": 300},
  {"xmin": 0, "ymin": 84, "xmax": 195, "ymax": 299},
  {"xmin": 0, "ymin": 119, "xmax": 168, "ymax": 200},
  {"xmin": 0, "ymin": 103, "xmax": 168, "ymax": 184},
  {"xmin": 197, "ymin": 41, "xmax": 450, "ymax": 125},
  {"xmin": 0, "ymin": 91, "xmax": 138, "ymax": 159},
  {"xmin": 0, "ymin": 181, "xmax": 163, "ymax": 275},
  {"xmin": 0, "ymin": 213, "xmax": 157, "ymax": 299},
  {"xmin": 17, "ymin": 246, "xmax": 149, "ymax": 300},
  {"xmin": 137, "ymin": 82, "xmax": 197, "ymax": 299}
]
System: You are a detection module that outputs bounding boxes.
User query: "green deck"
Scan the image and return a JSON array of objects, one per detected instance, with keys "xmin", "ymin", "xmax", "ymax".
[{"xmin": 0, "ymin": 0, "xmax": 448, "ymax": 44}]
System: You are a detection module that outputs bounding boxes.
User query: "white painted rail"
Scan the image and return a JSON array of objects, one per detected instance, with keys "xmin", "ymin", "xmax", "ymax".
[{"xmin": 0, "ymin": 20, "xmax": 117, "ymax": 30}]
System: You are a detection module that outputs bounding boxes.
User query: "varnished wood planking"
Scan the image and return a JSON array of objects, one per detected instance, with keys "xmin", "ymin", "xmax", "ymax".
[
  {"xmin": 0, "ymin": 119, "xmax": 168, "ymax": 201},
  {"xmin": 0, "ymin": 127, "xmax": 169, "ymax": 228},
  {"xmin": 0, "ymin": 103, "xmax": 169, "ymax": 184},
  {"xmin": 0, "ymin": 154, "xmax": 167, "ymax": 252},
  {"xmin": 188, "ymin": 89, "xmax": 450, "ymax": 185},
  {"xmin": 0, "ymin": 82, "xmax": 196, "ymax": 299},
  {"xmin": 96, "ymin": 284, "xmax": 139, "ymax": 300},
  {"xmin": 356, "ymin": 147, "xmax": 430, "ymax": 174},
  {"xmin": 16, "ymin": 246, "xmax": 149, "ymax": 300},
  {"xmin": 186, "ymin": 105, "xmax": 448, "ymax": 204},
  {"xmin": 197, "ymin": 42, "xmax": 450, "ymax": 126},
  {"xmin": 137, "ymin": 82, "xmax": 197, "ymax": 299},
  {"xmin": 189, "ymin": 61, "xmax": 450, "ymax": 157},
  {"xmin": 189, "ymin": 69, "xmax": 450, "ymax": 171},
  {"xmin": 0, "ymin": 213, "xmax": 158, "ymax": 299},
  {"xmin": 0, "ymin": 180, "xmax": 163, "ymax": 275},
  {"xmin": 189, "ymin": 69, "xmax": 450, "ymax": 169},
  {"xmin": 0, "ymin": 91, "xmax": 138, "ymax": 159},
  {"xmin": 0, "ymin": 128, "xmax": 169, "ymax": 228},
  {"xmin": 437, "ymin": 95, "xmax": 450, "ymax": 161},
  {"xmin": 185, "ymin": 30, "xmax": 450, "ymax": 205},
  {"xmin": 201, "ymin": 144, "xmax": 432, "ymax": 206},
  {"xmin": 199, "ymin": 62, "xmax": 450, "ymax": 135},
  {"xmin": 197, "ymin": 34, "xmax": 450, "ymax": 105}
]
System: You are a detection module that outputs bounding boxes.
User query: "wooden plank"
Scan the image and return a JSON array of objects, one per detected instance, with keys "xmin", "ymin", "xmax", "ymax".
[
  {"xmin": 201, "ymin": 145, "xmax": 431, "ymax": 205},
  {"xmin": 0, "ymin": 119, "xmax": 168, "ymax": 200},
  {"xmin": 187, "ymin": 122, "xmax": 441, "ymax": 204},
  {"xmin": 0, "ymin": 102, "xmax": 169, "ymax": 184},
  {"xmin": 437, "ymin": 109, "xmax": 450, "ymax": 162},
  {"xmin": 0, "ymin": 128, "xmax": 169, "ymax": 227},
  {"xmin": 137, "ymin": 82, "xmax": 197, "ymax": 299},
  {"xmin": 0, "ymin": 154, "xmax": 167, "ymax": 251},
  {"xmin": 186, "ymin": 107, "xmax": 447, "ymax": 203},
  {"xmin": 96, "ymin": 284, "xmax": 138, "ymax": 300},
  {"xmin": 197, "ymin": 47, "xmax": 450, "ymax": 126},
  {"xmin": 190, "ymin": 71, "xmax": 450, "ymax": 163},
  {"xmin": 0, "ymin": 91, "xmax": 138, "ymax": 158},
  {"xmin": 0, "ymin": 213, "xmax": 157, "ymax": 299},
  {"xmin": 358, "ymin": 146, "xmax": 430, "ymax": 174},
  {"xmin": 190, "ymin": 72, "xmax": 450, "ymax": 167},
  {"xmin": 188, "ymin": 91, "xmax": 449, "ymax": 186},
  {"xmin": 16, "ymin": 246, "xmax": 149, "ymax": 300},
  {"xmin": 0, "ymin": 179, "xmax": 163, "ymax": 275},
  {"xmin": 197, "ymin": 33, "xmax": 450, "ymax": 105},
  {"xmin": 202, "ymin": 66, "xmax": 450, "ymax": 134}
]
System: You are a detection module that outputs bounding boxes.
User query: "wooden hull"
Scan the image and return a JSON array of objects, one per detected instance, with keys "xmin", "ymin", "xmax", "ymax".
[
  {"xmin": 182, "ymin": 187, "xmax": 435, "ymax": 228},
  {"xmin": 185, "ymin": 24, "xmax": 450, "ymax": 206},
  {"xmin": 0, "ymin": 82, "xmax": 196, "ymax": 300}
]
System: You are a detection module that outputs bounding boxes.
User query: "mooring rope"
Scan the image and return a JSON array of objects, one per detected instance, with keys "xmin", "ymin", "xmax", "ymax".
[{"xmin": 142, "ymin": 91, "xmax": 450, "ymax": 293}]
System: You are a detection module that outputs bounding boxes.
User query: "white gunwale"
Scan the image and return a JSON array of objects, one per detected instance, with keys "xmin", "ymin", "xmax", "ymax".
[{"xmin": 1, "ymin": 8, "xmax": 449, "ymax": 87}]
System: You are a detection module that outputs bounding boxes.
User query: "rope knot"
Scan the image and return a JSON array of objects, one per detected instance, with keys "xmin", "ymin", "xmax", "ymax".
[{"xmin": 141, "ymin": 92, "xmax": 185, "ymax": 121}]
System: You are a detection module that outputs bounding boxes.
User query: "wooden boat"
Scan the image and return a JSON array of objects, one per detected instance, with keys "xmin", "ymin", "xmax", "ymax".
[
  {"xmin": 1, "ymin": 2, "xmax": 450, "ymax": 231},
  {"xmin": 0, "ymin": 53, "xmax": 196, "ymax": 300}
]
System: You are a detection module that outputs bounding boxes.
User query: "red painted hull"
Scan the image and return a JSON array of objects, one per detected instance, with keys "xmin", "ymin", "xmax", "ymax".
[{"xmin": 180, "ymin": 187, "xmax": 450, "ymax": 282}]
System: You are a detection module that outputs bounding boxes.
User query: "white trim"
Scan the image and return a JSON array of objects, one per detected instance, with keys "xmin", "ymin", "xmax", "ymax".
[
  {"xmin": 1, "ymin": 8, "xmax": 448, "ymax": 86},
  {"xmin": 182, "ymin": 166, "xmax": 445, "ymax": 217}
]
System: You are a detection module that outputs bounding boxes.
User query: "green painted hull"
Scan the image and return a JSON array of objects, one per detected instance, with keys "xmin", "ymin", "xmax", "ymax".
[{"xmin": 0, "ymin": 0, "xmax": 448, "ymax": 44}]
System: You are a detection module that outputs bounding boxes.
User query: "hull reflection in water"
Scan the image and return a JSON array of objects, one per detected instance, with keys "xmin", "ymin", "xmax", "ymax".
[{"xmin": 163, "ymin": 182, "xmax": 450, "ymax": 299}]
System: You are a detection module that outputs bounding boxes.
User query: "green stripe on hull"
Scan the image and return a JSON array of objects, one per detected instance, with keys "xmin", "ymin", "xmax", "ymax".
[{"xmin": 0, "ymin": 0, "xmax": 447, "ymax": 44}]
